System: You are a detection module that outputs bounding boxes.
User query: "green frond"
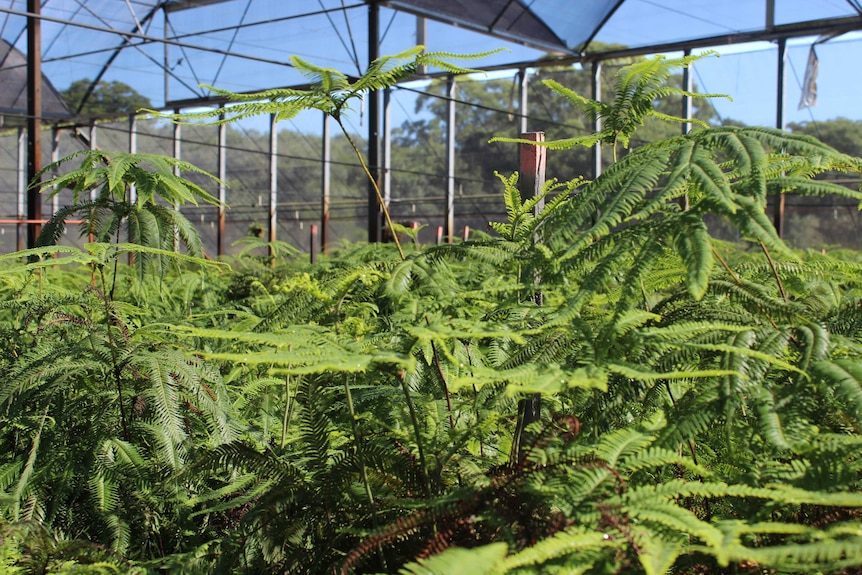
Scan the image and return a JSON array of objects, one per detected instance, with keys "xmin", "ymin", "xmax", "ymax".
[
  {"xmin": 769, "ymin": 175, "xmax": 862, "ymax": 202},
  {"xmin": 722, "ymin": 532, "xmax": 862, "ymax": 573},
  {"xmin": 289, "ymin": 55, "xmax": 351, "ymax": 94},
  {"xmin": 417, "ymin": 48, "xmax": 507, "ymax": 74},
  {"xmin": 672, "ymin": 217, "xmax": 713, "ymax": 301},
  {"xmin": 488, "ymin": 133, "xmax": 602, "ymax": 151},
  {"xmin": 541, "ymin": 77, "xmax": 604, "ymax": 119},
  {"xmin": 811, "ymin": 359, "xmax": 862, "ymax": 426},
  {"xmin": 500, "ymin": 528, "xmax": 614, "ymax": 573},
  {"xmin": 35, "ymin": 202, "xmax": 95, "ymax": 247},
  {"xmin": 454, "ymin": 363, "xmax": 607, "ymax": 395},
  {"xmin": 632, "ymin": 527, "xmax": 687, "ymax": 575},
  {"xmin": 729, "ymin": 195, "xmax": 795, "ymax": 259},
  {"xmin": 136, "ymin": 353, "xmax": 186, "ymax": 450},
  {"xmin": 396, "ymin": 542, "xmax": 508, "ymax": 575},
  {"xmin": 164, "ymin": 324, "xmax": 414, "ymax": 374},
  {"xmin": 649, "ymin": 109, "xmax": 710, "ymax": 128}
]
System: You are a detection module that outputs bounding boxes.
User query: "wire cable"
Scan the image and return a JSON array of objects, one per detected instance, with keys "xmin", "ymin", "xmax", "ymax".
[
  {"xmin": 339, "ymin": 0, "xmax": 361, "ymax": 74},
  {"xmin": 317, "ymin": 0, "xmax": 360, "ymax": 75},
  {"xmin": 210, "ymin": 0, "xmax": 254, "ymax": 88}
]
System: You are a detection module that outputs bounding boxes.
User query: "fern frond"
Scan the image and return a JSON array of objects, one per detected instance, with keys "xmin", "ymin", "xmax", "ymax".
[{"xmin": 397, "ymin": 542, "xmax": 508, "ymax": 575}]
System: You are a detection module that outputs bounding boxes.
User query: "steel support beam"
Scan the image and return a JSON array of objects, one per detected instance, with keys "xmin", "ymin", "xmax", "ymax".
[
  {"xmin": 172, "ymin": 111, "xmax": 181, "ymax": 250},
  {"xmin": 367, "ymin": 0, "xmax": 382, "ymax": 243},
  {"xmin": 383, "ymin": 87, "xmax": 392, "ymax": 215},
  {"xmin": 519, "ymin": 68, "xmax": 529, "ymax": 135},
  {"xmin": 680, "ymin": 50, "xmax": 693, "ymax": 211},
  {"xmin": 773, "ymin": 38, "xmax": 786, "ymax": 238},
  {"xmin": 321, "ymin": 113, "xmax": 331, "ymax": 252},
  {"xmin": 51, "ymin": 127, "xmax": 60, "ymax": 215},
  {"xmin": 268, "ymin": 113, "xmax": 278, "ymax": 254},
  {"xmin": 26, "ymin": 0, "xmax": 42, "ymax": 249},
  {"xmin": 17, "ymin": 127, "xmax": 26, "ymax": 251},
  {"xmin": 89, "ymin": 121, "xmax": 98, "ymax": 202},
  {"xmin": 416, "ymin": 16, "xmax": 427, "ymax": 75},
  {"xmin": 445, "ymin": 75, "xmax": 456, "ymax": 243},
  {"xmin": 682, "ymin": 49, "xmax": 693, "ymax": 135},
  {"xmin": 217, "ymin": 116, "xmax": 226, "ymax": 256},
  {"xmin": 128, "ymin": 115, "xmax": 137, "ymax": 204},
  {"xmin": 592, "ymin": 61, "xmax": 602, "ymax": 180}
]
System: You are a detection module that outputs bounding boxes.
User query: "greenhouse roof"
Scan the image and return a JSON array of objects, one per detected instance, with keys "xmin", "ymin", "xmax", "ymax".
[{"xmin": 1, "ymin": 0, "xmax": 861, "ymax": 114}]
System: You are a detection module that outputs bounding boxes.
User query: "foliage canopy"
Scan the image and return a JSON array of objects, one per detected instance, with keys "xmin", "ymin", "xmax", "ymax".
[{"xmin": 2, "ymin": 49, "xmax": 862, "ymax": 575}]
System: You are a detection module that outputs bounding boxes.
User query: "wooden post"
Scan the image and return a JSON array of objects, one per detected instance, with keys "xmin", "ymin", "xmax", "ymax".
[
  {"xmin": 519, "ymin": 132, "xmax": 546, "ymax": 217},
  {"xmin": 310, "ymin": 224, "xmax": 319, "ymax": 264},
  {"xmin": 514, "ymin": 131, "xmax": 546, "ymax": 464}
]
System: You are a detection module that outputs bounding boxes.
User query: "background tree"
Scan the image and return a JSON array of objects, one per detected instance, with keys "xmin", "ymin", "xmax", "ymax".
[
  {"xmin": 788, "ymin": 117, "xmax": 862, "ymax": 158},
  {"xmin": 60, "ymin": 79, "xmax": 152, "ymax": 116}
]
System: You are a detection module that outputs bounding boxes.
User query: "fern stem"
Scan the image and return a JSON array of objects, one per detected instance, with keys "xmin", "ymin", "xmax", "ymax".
[
  {"xmin": 281, "ymin": 374, "xmax": 292, "ymax": 449},
  {"xmin": 334, "ymin": 118, "xmax": 405, "ymax": 260},
  {"xmin": 425, "ymin": 316, "xmax": 456, "ymax": 431},
  {"xmin": 759, "ymin": 242, "xmax": 788, "ymax": 302},
  {"xmin": 343, "ymin": 374, "xmax": 375, "ymax": 506},
  {"xmin": 712, "ymin": 245, "xmax": 742, "ymax": 284},
  {"xmin": 398, "ymin": 372, "xmax": 432, "ymax": 497},
  {"xmin": 12, "ymin": 406, "xmax": 48, "ymax": 521},
  {"xmin": 98, "ymin": 266, "xmax": 130, "ymax": 441}
]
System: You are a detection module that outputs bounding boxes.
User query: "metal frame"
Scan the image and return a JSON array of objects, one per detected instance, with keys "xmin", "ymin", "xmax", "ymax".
[{"xmin": 10, "ymin": 1, "xmax": 862, "ymax": 250}]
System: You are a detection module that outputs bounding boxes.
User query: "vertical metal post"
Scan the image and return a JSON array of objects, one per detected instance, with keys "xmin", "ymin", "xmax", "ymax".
[
  {"xmin": 172, "ymin": 109, "xmax": 181, "ymax": 250},
  {"xmin": 127, "ymin": 115, "xmax": 136, "ymax": 262},
  {"xmin": 89, "ymin": 121, "xmax": 97, "ymax": 202},
  {"xmin": 268, "ymin": 113, "xmax": 278, "ymax": 255},
  {"xmin": 766, "ymin": 0, "xmax": 776, "ymax": 30},
  {"xmin": 519, "ymin": 68, "xmax": 529, "ymax": 135},
  {"xmin": 321, "ymin": 112, "xmax": 331, "ymax": 252},
  {"xmin": 172, "ymin": 110, "xmax": 181, "ymax": 167},
  {"xmin": 310, "ymin": 224, "xmax": 318, "ymax": 264},
  {"xmin": 51, "ymin": 127, "xmax": 60, "ymax": 215},
  {"xmin": 217, "ymin": 116, "xmax": 226, "ymax": 256},
  {"xmin": 89, "ymin": 121, "xmax": 97, "ymax": 150},
  {"xmin": 445, "ymin": 75, "xmax": 456, "ymax": 243},
  {"xmin": 86, "ymin": 121, "xmax": 97, "ymax": 243},
  {"xmin": 416, "ymin": 16, "xmax": 427, "ymax": 75},
  {"xmin": 128, "ymin": 114, "xmax": 137, "ymax": 205},
  {"xmin": 682, "ymin": 49, "xmax": 693, "ymax": 135},
  {"xmin": 17, "ymin": 127, "xmax": 26, "ymax": 251},
  {"xmin": 681, "ymin": 50, "xmax": 693, "ymax": 211},
  {"xmin": 163, "ymin": 10, "xmax": 170, "ymax": 104},
  {"xmin": 591, "ymin": 60, "xmax": 603, "ymax": 180},
  {"xmin": 26, "ymin": 0, "xmax": 42, "ymax": 249},
  {"xmin": 773, "ymin": 38, "xmax": 786, "ymax": 238},
  {"xmin": 383, "ymin": 87, "xmax": 392, "ymax": 213},
  {"xmin": 367, "ymin": 0, "xmax": 382, "ymax": 243}
]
